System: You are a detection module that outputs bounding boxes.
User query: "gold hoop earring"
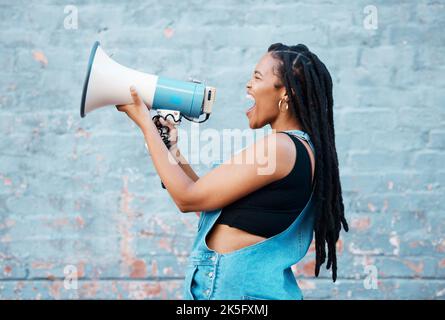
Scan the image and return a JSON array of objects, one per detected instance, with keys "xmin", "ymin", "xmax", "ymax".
[{"xmin": 278, "ymin": 98, "xmax": 288, "ymax": 112}]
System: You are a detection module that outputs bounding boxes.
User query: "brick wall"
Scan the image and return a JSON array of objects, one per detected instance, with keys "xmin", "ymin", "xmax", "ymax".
[{"xmin": 0, "ymin": 0, "xmax": 444, "ymax": 299}]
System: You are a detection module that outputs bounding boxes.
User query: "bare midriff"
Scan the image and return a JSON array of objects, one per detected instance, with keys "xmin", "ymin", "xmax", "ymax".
[{"xmin": 206, "ymin": 136, "xmax": 316, "ymax": 255}]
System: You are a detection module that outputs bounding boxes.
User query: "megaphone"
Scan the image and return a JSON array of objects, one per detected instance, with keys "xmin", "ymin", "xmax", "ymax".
[{"xmin": 80, "ymin": 41, "xmax": 216, "ymax": 123}]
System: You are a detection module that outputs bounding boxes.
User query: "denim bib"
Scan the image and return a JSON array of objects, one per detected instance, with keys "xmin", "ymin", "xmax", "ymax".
[{"xmin": 183, "ymin": 130, "xmax": 316, "ymax": 300}]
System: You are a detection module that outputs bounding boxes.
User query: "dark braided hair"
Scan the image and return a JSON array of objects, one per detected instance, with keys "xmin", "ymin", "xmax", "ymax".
[{"xmin": 268, "ymin": 43, "xmax": 349, "ymax": 282}]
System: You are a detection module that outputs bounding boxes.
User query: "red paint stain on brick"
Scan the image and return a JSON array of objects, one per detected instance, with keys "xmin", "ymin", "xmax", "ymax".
[
  {"xmin": 154, "ymin": 216, "xmax": 174, "ymax": 234},
  {"xmin": 163, "ymin": 27, "xmax": 174, "ymax": 38},
  {"xmin": 77, "ymin": 261, "xmax": 85, "ymax": 278},
  {"xmin": 130, "ymin": 259, "xmax": 147, "ymax": 278},
  {"xmin": 4, "ymin": 265, "xmax": 12, "ymax": 276},
  {"xmin": 75, "ymin": 215, "xmax": 85, "ymax": 228},
  {"xmin": 119, "ymin": 224, "xmax": 134, "ymax": 276},
  {"xmin": 151, "ymin": 260, "xmax": 158, "ymax": 277},
  {"xmin": 143, "ymin": 282, "xmax": 162, "ymax": 297},
  {"xmin": 49, "ymin": 281, "xmax": 62, "ymax": 299},
  {"xmin": 31, "ymin": 261, "xmax": 54, "ymax": 269},
  {"xmin": 118, "ymin": 175, "xmax": 142, "ymax": 277},
  {"xmin": 81, "ymin": 281, "xmax": 100, "ymax": 298},
  {"xmin": 403, "ymin": 260, "xmax": 424, "ymax": 274},
  {"xmin": 32, "ymin": 50, "xmax": 48, "ymax": 67},
  {"xmin": 120, "ymin": 176, "xmax": 135, "ymax": 217},
  {"xmin": 296, "ymin": 259, "xmax": 316, "ymax": 277},
  {"xmin": 439, "ymin": 259, "xmax": 445, "ymax": 268},
  {"xmin": 351, "ymin": 217, "xmax": 371, "ymax": 231},
  {"xmin": 158, "ymin": 237, "xmax": 173, "ymax": 253},
  {"xmin": 3, "ymin": 177, "xmax": 12, "ymax": 186},
  {"xmin": 336, "ymin": 238, "xmax": 344, "ymax": 254}
]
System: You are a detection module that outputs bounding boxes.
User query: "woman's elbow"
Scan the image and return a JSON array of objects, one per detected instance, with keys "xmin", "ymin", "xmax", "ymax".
[
  {"xmin": 178, "ymin": 203, "xmax": 199, "ymax": 213},
  {"xmin": 178, "ymin": 199, "xmax": 199, "ymax": 213},
  {"xmin": 180, "ymin": 199, "xmax": 221, "ymax": 213},
  {"xmin": 175, "ymin": 198, "xmax": 191, "ymax": 213},
  {"xmin": 177, "ymin": 186, "xmax": 202, "ymax": 213}
]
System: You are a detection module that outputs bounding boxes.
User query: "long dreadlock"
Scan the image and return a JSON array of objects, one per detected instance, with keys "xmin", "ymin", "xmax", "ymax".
[{"xmin": 268, "ymin": 43, "xmax": 349, "ymax": 282}]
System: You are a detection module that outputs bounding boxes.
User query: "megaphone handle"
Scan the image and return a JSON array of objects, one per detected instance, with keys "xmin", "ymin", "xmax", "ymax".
[
  {"xmin": 152, "ymin": 114, "xmax": 172, "ymax": 149},
  {"xmin": 152, "ymin": 114, "xmax": 168, "ymax": 189}
]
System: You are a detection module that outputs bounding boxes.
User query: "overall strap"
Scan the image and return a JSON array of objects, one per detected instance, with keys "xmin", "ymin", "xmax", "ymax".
[
  {"xmin": 278, "ymin": 129, "xmax": 315, "ymax": 148},
  {"xmin": 280, "ymin": 129, "xmax": 315, "ymax": 154},
  {"xmin": 283, "ymin": 129, "xmax": 310, "ymax": 141}
]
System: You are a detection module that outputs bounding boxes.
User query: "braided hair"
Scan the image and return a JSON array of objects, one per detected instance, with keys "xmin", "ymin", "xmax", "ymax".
[{"xmin": 268, "ymin": 43, "xmax": 349, "ymax": 282}]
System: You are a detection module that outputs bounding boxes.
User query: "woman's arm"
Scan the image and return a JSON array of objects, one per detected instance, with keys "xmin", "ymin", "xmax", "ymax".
[
  {"xmin": 169, "ymin": 147, "xmax": 200, "ymax": 217},
  {"xmin": 171, "ymin": 133, "xmax": 294, "ymax": 213},
  {"xmin": 156, "ymin": 120, "xmax": 200, "ymax": 217},
  {"xmin": 170, "ymin": 147, "xmax": 201, "ymax": 217},
  {"xmin": 117, "ymin": 87, "xmax": 294, "ymax": 214},
  {"xmin": 168, "ymin": 146, "xmax": 199, "ymax": 182},
  {"xmin": 143, "ymin": 120, "xmax": 294, "ymax": 213},
  {"xmin": 154, "ymin": 117, "xmax": 199, "ymax": 182}
]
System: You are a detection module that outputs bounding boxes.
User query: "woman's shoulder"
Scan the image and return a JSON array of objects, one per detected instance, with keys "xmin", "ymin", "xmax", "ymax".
[{"xmin": 249, "ymin": 131, "xmax": 297, "ymax": 180}]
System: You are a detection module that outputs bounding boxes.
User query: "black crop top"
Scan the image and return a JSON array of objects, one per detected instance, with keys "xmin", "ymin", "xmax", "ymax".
[{"xmin": 215, "ymin": 131, "xmax": 313, "ymax": 238}]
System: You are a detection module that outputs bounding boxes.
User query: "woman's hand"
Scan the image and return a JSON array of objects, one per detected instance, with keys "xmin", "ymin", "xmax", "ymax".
[{"xmin": 116, "ymin": 86, "xmax": 152, "ymax": 131}]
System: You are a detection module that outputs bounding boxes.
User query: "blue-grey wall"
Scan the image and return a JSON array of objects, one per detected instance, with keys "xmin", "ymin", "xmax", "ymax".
[{"xmin": 0, "ymin": 0, "xmax": 444, "ymax": 299}]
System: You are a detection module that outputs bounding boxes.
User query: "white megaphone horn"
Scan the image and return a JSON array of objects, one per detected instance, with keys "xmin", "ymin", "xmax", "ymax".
[{"xmin": 80, "ymin": 41, "xmax": 216, "ymax": 123}]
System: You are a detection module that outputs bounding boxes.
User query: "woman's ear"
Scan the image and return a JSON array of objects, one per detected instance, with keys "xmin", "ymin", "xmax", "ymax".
[
  {"xmin": 284, "ymin": 92, "xmax": 292, "ymax": 102},
  {"xmin": 281, "ymin": 88, "xmax": 295, "ymax": 102}
]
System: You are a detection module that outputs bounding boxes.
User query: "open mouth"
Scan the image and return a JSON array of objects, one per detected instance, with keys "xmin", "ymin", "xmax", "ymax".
[{"xmin": 245, "ymin": 94, "xmax": 256, "ymax": 115}]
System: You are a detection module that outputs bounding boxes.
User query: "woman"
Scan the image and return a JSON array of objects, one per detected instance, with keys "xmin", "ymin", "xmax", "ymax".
[{"xmin": 116, "ymin": 43, "xmax": 349, "ymax": 300}]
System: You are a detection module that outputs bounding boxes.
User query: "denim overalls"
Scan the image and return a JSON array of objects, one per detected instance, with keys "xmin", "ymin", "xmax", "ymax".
[{"xmin": 183, "ymin": 129, "xmax": 316, "ymax": 300}]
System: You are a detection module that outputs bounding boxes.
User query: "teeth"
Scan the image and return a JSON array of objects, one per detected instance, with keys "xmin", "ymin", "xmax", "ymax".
[{"xmin": 246, "ymin": 94, "xmax": 255, "ymax": 101}]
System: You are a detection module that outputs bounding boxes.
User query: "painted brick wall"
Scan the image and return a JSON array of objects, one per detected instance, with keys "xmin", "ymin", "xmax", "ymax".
[{"xmin": 0, "ymin": 0, "xmax": 444, "ymax": 299}]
